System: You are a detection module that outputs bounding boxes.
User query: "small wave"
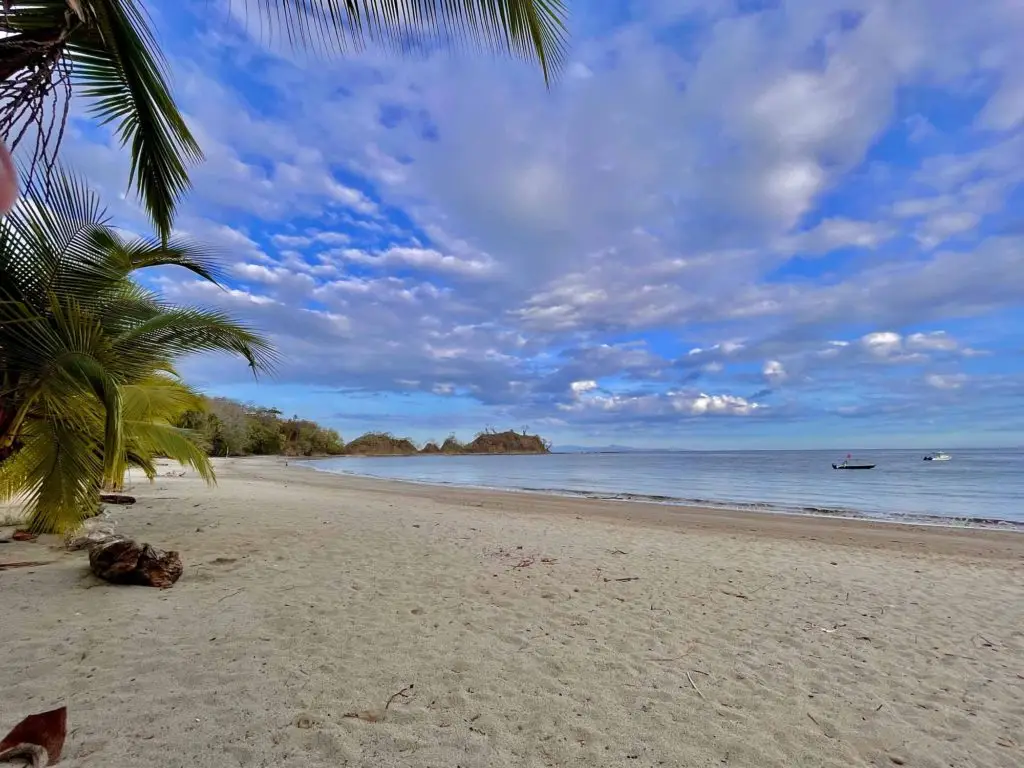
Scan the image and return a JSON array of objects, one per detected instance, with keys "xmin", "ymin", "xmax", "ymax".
[{"xmin": 304, "ymin": 462, "xmax": 1024, "ymax": 532}]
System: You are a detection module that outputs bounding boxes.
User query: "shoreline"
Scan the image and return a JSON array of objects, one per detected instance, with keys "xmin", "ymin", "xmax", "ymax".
[
  {"xmin": 3, "ymin": 456, "xmax": 1023, "ymax": 767},
  {"xmin": 301, "ymin": 460, "xmax": 1024, "ymax": 535},
  {"xmin": 294, "ymin": 460, "xmax": 1024, "ymax": 561}
]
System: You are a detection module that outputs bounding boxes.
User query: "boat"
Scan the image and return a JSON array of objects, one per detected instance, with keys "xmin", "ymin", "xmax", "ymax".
[
  {"xmin": 923, "ymin": 451, "xmax": 951, "ymax": 462},
  {"xmin": 832, "ymin": 454, "xmax": 876, "ymax": 470}
]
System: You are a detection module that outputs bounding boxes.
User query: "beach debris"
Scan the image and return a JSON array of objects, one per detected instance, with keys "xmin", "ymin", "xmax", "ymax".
[
  {"xmin": 0, "ymin": 560, "xmax": 53, "ymax": 571},
  {"xmin": 385, "ymin": 684, "xmax": 414, "ymax": 710},
  {"xmin": 65, "ymin": 525, "xmax": 119, "ymax": 552},
  {"xmin": 0, "ymin": 706, "xmax": 67, "ymax": 767},
  {"xmin": 98, "ymin": 494, "xmax": 136, "ymax": 505},
  {"xmin": 720, "ymin": 589, "xmax": 749, "ymax": 600},
  {"xmin": 11, "ymin": 531, "xmax": 38, "ymax": 542},
  {"xmin": 343, "ymin": 684, "xmax": 414, "ymax": 723},
  {"xmin": 512, "ymin": 557, "xmax": 536, "ymax": 569},
  {"xmin": 603, "ymin": 576, "xmax": 640, "ymax": 583},
  {"xmin": 685, "ymin": 671, "xmax": 705, "ymax": 700},
  {"xmin": 89, "ymin": 538, "xmax": 183, "ymax": 588},
  {"xmin": 609, "ymin": 549, "xmax": 628, "ymax": 555}
]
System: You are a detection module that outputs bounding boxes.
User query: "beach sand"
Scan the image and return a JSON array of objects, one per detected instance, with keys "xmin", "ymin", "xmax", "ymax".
[{"xmin": 1, "ymin": 457, "xmax": 1022, "ymax": 767}]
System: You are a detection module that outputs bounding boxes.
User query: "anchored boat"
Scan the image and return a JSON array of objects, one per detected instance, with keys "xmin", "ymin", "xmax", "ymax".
[{"xmin": 832, "ymin": 454, "xmax": 876, "ymax": 470}]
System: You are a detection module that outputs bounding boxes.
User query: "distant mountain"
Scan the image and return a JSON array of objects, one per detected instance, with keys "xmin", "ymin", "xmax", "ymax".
[{"xmin": 553, "ymin": 444, "xmax": 643, "ymax": 453}]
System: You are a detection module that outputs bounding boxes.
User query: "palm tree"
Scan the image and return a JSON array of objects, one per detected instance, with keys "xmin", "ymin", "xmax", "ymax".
[
  {"xmin": 0, "ymin": 169, "xmax": 275, "ymax": 532},
  {"xmin": 0, "ymin": 1, "xmax": 569, "ymax": 238}
]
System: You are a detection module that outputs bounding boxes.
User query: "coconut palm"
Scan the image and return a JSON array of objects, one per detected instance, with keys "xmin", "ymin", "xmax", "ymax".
[
  {"xmin": 0, "ymin": 169, "xmax": 274, "ymax": 532},
  {"xmin": 0, "ymin": 0, "xmax": 569, "ymax": 238}
]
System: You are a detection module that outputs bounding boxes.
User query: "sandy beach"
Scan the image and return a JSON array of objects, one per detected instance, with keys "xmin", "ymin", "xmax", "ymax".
[{"xmin": 2, "ymin": 457, "xmax": 1022, "ymax": 767}]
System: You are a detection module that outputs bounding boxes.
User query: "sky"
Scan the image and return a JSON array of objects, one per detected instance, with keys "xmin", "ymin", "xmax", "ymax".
[{"xmin": 59, "ymin": 0, "xmax": 1024, "ymax": 449}]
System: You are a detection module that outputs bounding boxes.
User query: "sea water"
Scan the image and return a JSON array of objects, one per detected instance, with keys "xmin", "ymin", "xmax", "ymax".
[{"xmin": 309, "ymin": 448, "xmax": 1024, "ymax": 528}]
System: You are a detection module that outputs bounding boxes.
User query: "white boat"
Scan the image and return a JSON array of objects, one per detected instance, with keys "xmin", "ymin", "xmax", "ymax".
[{"xmin": 923, "ymin": 451, "xmax": 951, "ymax": 462}]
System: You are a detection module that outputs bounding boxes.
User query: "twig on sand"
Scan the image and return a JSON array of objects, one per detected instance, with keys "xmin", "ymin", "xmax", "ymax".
[
  {"xmin": 385, "ymin": 684, "xmax": 415, "ymax": 710},
  {"xmin": 720, "ymin": 589, "xmax": 749, "ymax": 600},
  {"xmin": 686, "ymin": 671, "xmax": 705, "ymax": 700},
  {"xmin": 343, "ymin": 684, "xmax": 415, "ymax": 723},
  {"xmin": 604, "ymin": 576, "xmax": 640, "ymax": 583},
  {"xmin": 0, "ymin": 560, "xmax": 52, "ymax": 571},
  {"xmin": 806, "ymin": 712, "xmax": 831, "ymax": 737},
  {"xmin": 512, "ymin": 557, "xmax": 536, "ymax": 569},
  {"xmin": 216, "ymin": 589, "xmax": 243, "ymax": 603},
  {"xmin": 610, "ymin": 549, "xmax": 628, "ymax": 555}
]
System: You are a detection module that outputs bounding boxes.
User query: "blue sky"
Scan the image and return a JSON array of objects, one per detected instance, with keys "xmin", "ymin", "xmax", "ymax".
[{"xmin": 63, "ymin": 0, "xmax": 1024, "ymax": 449}]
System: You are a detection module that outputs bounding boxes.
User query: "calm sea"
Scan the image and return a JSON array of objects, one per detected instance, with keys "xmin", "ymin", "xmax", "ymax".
[{"xmin": 309, "ymin": 449, "xmax": 1024, "ymax": 529}]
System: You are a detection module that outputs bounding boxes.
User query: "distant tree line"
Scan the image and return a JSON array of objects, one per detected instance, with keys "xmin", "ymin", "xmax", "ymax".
[
  {"xmin": 175, "ymin": 397, "xmax": 551, "ymax": 458},
  {"xmin": 176, "ymin": 398, "xmax": 345, "ymax": 457}
]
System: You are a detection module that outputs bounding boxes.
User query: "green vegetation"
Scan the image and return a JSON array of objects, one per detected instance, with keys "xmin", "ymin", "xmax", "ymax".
[
  {"xmin": 342, "ymin": 428, "xmax": 550, "ymax": 456},
  {"xmin": 0, "ymin": 0, "xmax": 568, "ymax": 238},
  {"xmin": 176, "ymin": 398, "xmax": 344, "ymax": 458},
  {"xmin": 0, "ymin": 171, "xmax": 274, "ymax": 533}
]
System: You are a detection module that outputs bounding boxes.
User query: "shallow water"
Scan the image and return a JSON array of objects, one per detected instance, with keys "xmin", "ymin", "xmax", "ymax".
[{"xmin": 310, "ymin": 448, "xmax": 1024, "ymax": 528}]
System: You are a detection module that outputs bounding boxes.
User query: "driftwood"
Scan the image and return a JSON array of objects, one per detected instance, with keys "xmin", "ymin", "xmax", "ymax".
[
  {"xmin": 0, "ymin": 561, "xmax": 53, "ymax": 571},
  {"xmin": 65, "ymin": 524, "xmax": 118, "ymax": 552},
  {"xmin": 99, "ymin": 494, "xmax": 136, "ymax": 505},
  {"xmin": 88, "ymin": 538, "xmax": 182, "ymax": 588},
  {"xmin": 0, "ymin": 706, "xmax": 66, "ymax": 767}
]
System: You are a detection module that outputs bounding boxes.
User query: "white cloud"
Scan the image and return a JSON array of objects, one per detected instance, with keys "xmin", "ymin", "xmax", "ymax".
[
  {"xmin": 570, "ymin": 380, "xmax": 598, "ymax": 395},
  {"xmin": 786, "ymin": 218, "xmax": 895, "ymax": 254},
  {"xmin": 335, "ymin": 246, "xmax": 496, "ymax": 277},
  {"xmin": 915, "ymin": 211, "xmax": 980, "ymax": 249},
  {"xmin": 233, "ymin": 263, "xmax": 281, "ymax": 283},
  {"xmin": 925, "ymin": 373, "xmax": 967, "ymax": 390},
  {"xmin": 688, "ymin": 393, "xmax": 761, "ymax": 416},
  {"xmin": 559, "ymin": 389, "xmax": 763, "ymax": 418},
  {"xmin": 860, "ymin": 331, "xmax": 904, "ymax": 358},
  {"xmin": 763, "ymin": 360, "xmax": 787, "ymax": 383},
  {"xmin": 906, "ymin": 331, "xmax": 957, "ymax": 352}
]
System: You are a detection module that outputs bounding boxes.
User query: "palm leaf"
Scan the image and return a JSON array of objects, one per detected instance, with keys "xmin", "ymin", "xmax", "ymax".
[
  {"xmin": 0, "ymin": 415, "xmax": 105, "ymax": 534},
  {"xmin": 68, "ymin": 0, "xmax": 202, "ymax": 239},
  {"xmin": 238, "ymin": 0, "xmax": 569, "ymax": 83},
  {"xmin": 112, "ymin": 307, "xmax": 278, "ymax": 375}
]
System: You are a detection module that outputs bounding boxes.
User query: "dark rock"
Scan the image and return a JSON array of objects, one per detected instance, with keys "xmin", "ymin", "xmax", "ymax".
[
  {"xmin": 12, "ymin": 530, "xmax": 38, "ymax": 542},
  {"xmin": 88, "ymin": 538, "xmax": 182, "ymax": 588}
]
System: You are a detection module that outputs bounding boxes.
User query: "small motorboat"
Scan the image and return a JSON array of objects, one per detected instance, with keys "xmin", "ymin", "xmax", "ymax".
[
  {"xmin": 832, "ymin": 454, "xmax": 876, "ymax": 470},
  {"xmin": 923, "ymin": 451, "xmax": 951, "ymax": 461}
]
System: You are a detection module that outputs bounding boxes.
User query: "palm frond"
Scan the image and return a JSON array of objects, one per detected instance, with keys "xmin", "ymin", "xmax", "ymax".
[
  {"xmin": 120, "ymin": 375, "xmax": 216, "ymax": 484},
  {"xmin": 0, "ymin": 167, "xmax": 111, "ymax": 306},
  {"xmin": 125, "ymin": 420, "xmax": 216, "ymax": 483},
  {"xmin": 239, "ymin": 0, "xmax": 569, "ymax": 83},
  {"xmin": 0, "ymin": 416, "xmax": 104, "ymax": 534},
  {"xmin": 112, "ymin": 307, "xmax": 279, "ymax": 375},
  {"xmin": 69, "ymin": 0, "xmax": 202, "ymax": 239},
  {"xmin": 112, "ymin": 235, "xmax": 227, "ymax": 284}
]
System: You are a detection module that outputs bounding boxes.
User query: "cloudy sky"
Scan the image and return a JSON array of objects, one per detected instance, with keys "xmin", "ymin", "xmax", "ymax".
[{"xmin": 66, "ymin": 0, "xmax": 1023, "ymax": 449}]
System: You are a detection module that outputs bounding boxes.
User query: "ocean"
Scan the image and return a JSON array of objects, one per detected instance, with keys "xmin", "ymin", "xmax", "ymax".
[{"xmin": 309, "ymin": 448, "xmax": 1024, "ymax": 529}]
